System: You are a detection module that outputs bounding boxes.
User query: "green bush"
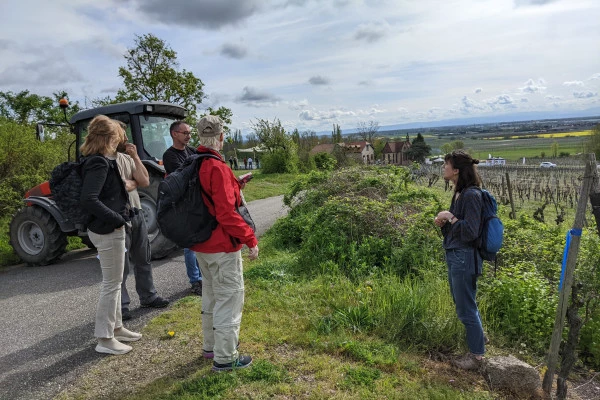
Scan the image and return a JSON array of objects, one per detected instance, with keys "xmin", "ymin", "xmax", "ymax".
[
  {"xmin": 479, "ymin": 264, "xmax": 557, "ymax": 352},
  {"xmin": 269, "ymin": 166, "xmax": 600, "ymax": 364},
  {"xmin": 313, "ymin": 152, "xmax": 337, "ymax": 171},
  {"xmin": 260, "ymin": 145, "xmax": 299, "ymax": 174},
  {"xmin": 0, "ymin": 119, "xmax": 72, "ymax": 216}
]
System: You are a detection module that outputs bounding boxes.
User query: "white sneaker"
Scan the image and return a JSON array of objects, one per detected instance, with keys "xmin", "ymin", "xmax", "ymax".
[
  {"xmin": 114, "ymin": 327, "xmax": 142, "ymax": 342},
  {"xmin": 95, "ymin": 338, "xmax": 132, "ymax": 355}
]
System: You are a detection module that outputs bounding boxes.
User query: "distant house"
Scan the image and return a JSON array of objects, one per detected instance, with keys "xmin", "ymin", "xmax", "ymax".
[
  {"xmin": 381, "ymin": 138, "xmax": 412, "ymax": 165},
  {"xmin": 481, "ymin": 156, "xmax": 506, "ymax": 166},
  {"xmin": 309, "ymin": 142, "xmax": 375, "ymax": 164},
  {"xmin": 343, "ymin": 141, "xmax": 375, "ymax": 164},
  {"xmin": 309, "ymin": 143, "xmax": 336, "ymax": 156}
]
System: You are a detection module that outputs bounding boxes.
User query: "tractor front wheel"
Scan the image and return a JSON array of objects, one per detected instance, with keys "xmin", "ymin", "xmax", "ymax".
[{"xmin": 9, "ymin": 206, "xmax": 67, "ymax": 266}]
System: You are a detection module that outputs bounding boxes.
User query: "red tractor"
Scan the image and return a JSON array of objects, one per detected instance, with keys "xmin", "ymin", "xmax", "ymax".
[{"xmin": 9, "ymin": 101, "xmax": 185, "ymax": 266}]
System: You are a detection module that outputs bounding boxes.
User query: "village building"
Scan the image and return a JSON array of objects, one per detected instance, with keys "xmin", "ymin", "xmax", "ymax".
[
  {"xmin": 309, "ymin": 143, "xmax": 336, "ymax": 156},
  {"xmin": 381, "ymin": 138, "xmax": 412, "ymax": 165},
  {"xmin": 343, "ymin": 141, "xmax": 375, "ymax": 164},
  {"xmin": 310, "ymin": 142, "xmax": 375, "ymax": 164},
  {"xmin": 480, "ymin": 155, "xmax": 506, "ymax": 166}
]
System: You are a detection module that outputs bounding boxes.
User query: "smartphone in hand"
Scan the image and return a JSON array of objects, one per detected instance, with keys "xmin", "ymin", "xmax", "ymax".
[{"xmin": 239, "ymin": 172, "xmax": 253, "ymax": 184}]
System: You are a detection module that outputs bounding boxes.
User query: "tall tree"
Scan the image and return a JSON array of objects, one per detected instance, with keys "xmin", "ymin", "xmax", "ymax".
[
  {"xmin": 117, "ymin": 33, "xmax": 205, "ymax": 115},
  {"xmin": 251, "ymin": 118, "xmax": 290, "ymax": 152},
  {"xmin": 0, "ymin": 90, "xmax": 79, "ymax": 125},
  {"xmin": 356, "ymin": 120, "xmax": 379, "ymax": 143},
  {"xmin": 332, "ymin": 123, "xmax": 342, "ymax": 143},
  {"xmin": 405, "ymin": 133, "xmax": 431, "ymax": 163}
]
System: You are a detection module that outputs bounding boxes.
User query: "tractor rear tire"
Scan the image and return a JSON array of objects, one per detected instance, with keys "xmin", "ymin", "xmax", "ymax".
[
  {"xmin": 139, "ymin": 195, "xmax": 177, "ymax": 260},
  {"xmin": 9, "ymin": 206, "xmax": 67, "ymax": 266}
]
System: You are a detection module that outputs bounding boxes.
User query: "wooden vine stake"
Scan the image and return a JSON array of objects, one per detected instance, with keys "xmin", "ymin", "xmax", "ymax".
[
  {"xmin": 542, "ymin": 153, "xmax": 597, "ymax": 394},
  {"xmin": 505, "ymin": 172, "xmax": 516, "ymax": 219}
]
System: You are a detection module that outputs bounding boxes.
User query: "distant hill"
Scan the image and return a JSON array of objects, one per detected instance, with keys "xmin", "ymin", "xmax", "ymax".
[{"xmin": 326, "ymin": 107, "xmax": 600, "ymax": 137}]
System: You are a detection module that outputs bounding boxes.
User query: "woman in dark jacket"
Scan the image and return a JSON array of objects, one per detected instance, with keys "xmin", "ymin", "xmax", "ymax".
[
  {"xmin": 434, "ymin": 150, "xmax": 485, "ymax": 370},
  {"xmin": 80, "ymin": 115, "xmax": 142, "ymax": 355}
]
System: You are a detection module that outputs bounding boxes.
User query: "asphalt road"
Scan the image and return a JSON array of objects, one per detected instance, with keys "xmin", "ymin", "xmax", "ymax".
[{"xmin": 0, "ymin": 195, "xmax": 288, "ymax": 400}]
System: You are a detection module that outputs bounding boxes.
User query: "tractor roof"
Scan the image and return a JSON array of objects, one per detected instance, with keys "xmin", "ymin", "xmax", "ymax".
[{"xmin": 70, "ymin": 101, "xmax": 188, "ymax": 124}]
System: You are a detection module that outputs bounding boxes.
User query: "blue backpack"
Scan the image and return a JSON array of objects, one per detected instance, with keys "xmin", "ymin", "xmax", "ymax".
[{"xmin": 474, "ymin": 188, "xmax": 504, "ymax": 261}]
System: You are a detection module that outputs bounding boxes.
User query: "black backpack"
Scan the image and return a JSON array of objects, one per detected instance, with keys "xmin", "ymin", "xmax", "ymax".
[
  {"xmin": 156, "ymin": 153, "xmax": 222, "ymax": 248},
  {"xmin": 49, "ymin": 156, "xmax": 100, "ymax": 230}
]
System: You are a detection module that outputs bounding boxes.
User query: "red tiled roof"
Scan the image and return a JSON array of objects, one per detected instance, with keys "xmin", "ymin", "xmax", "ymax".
[{"xmin": 309, "ymin": 143, "xmax": 336, "ymax": 155}]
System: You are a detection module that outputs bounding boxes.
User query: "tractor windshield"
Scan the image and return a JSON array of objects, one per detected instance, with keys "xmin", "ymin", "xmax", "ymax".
[{"xmin": 139, "ymin": 115, "xmax": 176, "ymax": 160}]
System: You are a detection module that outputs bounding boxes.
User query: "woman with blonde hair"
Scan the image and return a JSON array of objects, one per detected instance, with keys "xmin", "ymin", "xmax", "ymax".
[{"xmin": 80, "ymin": 115, "xmax": 142, "ymax": 355}]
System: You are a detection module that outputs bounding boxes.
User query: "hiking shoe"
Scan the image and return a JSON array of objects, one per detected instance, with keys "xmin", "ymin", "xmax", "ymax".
[
  {"xmin": 191, "ymin": 281, "xmax": 203, "ymax": 296},
  {"xmin": 141, "ymin": 296, "xmax": 169, "ymax": 308},
  {"xmin": 121, "ymin": 308, "xmax": 132, "ymax": 321},
  {"xmin": 212, "ymin": 355, "xmax": 253, "ymax": 371},
  {"xmin": 451, "ymin": 353, "xmax": 484, "ymax": 370}
]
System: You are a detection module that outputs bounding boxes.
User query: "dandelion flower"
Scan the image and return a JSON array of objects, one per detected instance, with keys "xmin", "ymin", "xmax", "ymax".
[{"xmin": 168, "ymin": 331, "xmax": 175, "ymax": 337}]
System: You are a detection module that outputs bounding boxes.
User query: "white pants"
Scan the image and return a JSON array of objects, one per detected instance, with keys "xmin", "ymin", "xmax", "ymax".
[
  {"xmin": 196, "ymin": 251, "xmax": 244, "ymax": 364},
  {"xmin": 88, "ymin": 228, "xmax": 126, "ymax": 338}
]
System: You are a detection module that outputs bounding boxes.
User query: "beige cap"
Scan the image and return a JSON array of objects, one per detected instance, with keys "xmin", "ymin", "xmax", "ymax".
[{"xmin": 197, "ymin": 115, "xmax": 224, "ymax": 137}]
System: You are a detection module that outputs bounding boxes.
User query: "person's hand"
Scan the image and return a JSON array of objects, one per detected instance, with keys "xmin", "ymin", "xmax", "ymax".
[
  {"xmin": 125, "ymin": 143, "xmax": 138, "ymax": 158},
  {"xmin": 434, "ymin": 211, "xmax": 449, "ymax": 227},
  {"xmin": 125, "ymin": 178, "xmax": 138, "ymax": 192},
  {"xmin": 248, "ymin": 245, "xmax": 259, "ymax": 260}
]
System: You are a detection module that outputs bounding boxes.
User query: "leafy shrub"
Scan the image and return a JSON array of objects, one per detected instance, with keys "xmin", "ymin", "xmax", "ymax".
[
  {"xmin": 271, "ymin": 166, "xmax": 600, "ymax": 364},
  {"xmin": 574, "ymin": 229, "xmax": 600, "ymax": 367},
  {"xmin": 0, "ymin": 119, "xmax": 72, "ymax": 216},
  {"xmin": 479, "ymin": 264, "xmax": 557, "ymax": 352},
  {"xmin": 313, "ymin": 152, "xmax": 337, "ymax": 171},
  {"xmin": 260, "ymin": 145, "xmax": 299, "ymax": 174}
]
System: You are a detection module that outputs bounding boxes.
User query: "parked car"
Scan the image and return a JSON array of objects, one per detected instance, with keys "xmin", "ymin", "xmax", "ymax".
[{"xmin": 540, "ymin": 162, "xmax": 557, "ymax": 168}]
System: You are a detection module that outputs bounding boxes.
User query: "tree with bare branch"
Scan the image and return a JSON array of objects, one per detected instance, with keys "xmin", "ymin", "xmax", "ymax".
[{"xmin": 356, "ymin": 120, "xmax": 379, "ymax": 143}]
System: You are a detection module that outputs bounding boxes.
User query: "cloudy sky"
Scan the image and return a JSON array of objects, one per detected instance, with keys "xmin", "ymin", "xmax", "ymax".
[{"xmin": 1, "ymin": 0, "xmax": 599, "ymax": 134}]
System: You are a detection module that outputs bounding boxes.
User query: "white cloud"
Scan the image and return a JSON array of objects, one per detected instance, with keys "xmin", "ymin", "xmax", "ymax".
[
  {"xmin": 563, "ymin": 80, "xmax": 584, "ymax": 87},
  {"xmin": 520, "ymin": 78, "xmax": 547, "ymax": 94}
]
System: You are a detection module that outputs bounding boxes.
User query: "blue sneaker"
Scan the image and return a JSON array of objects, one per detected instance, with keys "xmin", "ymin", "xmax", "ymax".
[{"xmin": 212, "ymin": 355, "xmax": 252, "ymax": 371}]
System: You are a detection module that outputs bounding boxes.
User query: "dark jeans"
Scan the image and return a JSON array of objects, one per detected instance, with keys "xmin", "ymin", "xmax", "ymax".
[
  {"xmin": 446, "ymin": 248, "xmax": 485, "ymax": 355},
  {"xmin": 121, "ymin": 211, "xmax": 158, "ymax": 309}
]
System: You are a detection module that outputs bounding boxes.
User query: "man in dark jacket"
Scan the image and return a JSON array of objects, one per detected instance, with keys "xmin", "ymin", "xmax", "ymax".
[
  {"xmin": 116, "ymin": 130, "xmax": 168, "ymax": 320},
  {"xmin": 191, "ymin": 115, "xmax": 258, "ymax": 371},
  {"xmin": 162, "ymin": 121, "xmax": 203, "ymax": 296}
]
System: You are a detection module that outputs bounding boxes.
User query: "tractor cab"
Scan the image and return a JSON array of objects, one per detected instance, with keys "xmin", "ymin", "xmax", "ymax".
[{"xmin": 10, "ymin": 101, "xmax": 187, "ymax": 266}]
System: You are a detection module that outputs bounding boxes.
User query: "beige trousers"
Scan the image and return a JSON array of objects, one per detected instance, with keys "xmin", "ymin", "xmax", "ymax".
[
  {"xmin": 88, "ymin": 228, "xmax": 126, "ymax": 338},
  {"xmin": 196, "ymin": 251, "xmax": 244, "ymax": 364}
]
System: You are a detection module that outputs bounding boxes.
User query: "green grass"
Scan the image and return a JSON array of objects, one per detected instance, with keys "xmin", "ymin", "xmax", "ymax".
[
  {"xmin": 56, "ymin": 233, "xmax": 496, "ymax": 400},
  {"xmin": 419, "ymin": 133, "xmax": 588, "ymax": 161},
  {"xmin": 232, "ymin": 169, "xmax": 298, "ymax": 202}
]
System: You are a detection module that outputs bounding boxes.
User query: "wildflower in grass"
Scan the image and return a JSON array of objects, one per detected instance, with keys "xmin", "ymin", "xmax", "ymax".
[{"xmin": 168, "ymin": 330, "xmax": 175, "ymax": 337}]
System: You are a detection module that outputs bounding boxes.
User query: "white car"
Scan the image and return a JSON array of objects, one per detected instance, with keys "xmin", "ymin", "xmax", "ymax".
[{"xmin": 540, "ymin": 162, "xmax": 557, "ymax": 168}]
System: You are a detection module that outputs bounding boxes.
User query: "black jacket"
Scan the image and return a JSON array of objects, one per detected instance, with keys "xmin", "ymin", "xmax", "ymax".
[{"xmin": 80, "ymin": 155, "xmax": 131, "ymax": 234}]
